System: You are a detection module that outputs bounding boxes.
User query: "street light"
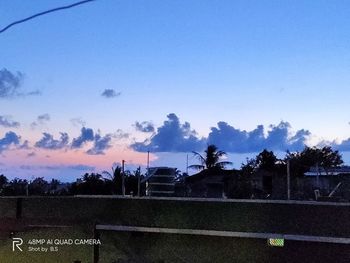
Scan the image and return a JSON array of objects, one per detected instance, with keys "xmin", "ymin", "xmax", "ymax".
[{"xmin": 122, "ymin": 160, "xmax": 125, "ymax": 196}]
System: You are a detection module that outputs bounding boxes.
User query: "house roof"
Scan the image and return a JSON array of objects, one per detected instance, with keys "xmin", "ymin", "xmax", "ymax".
[{"xmin": 305, "ymin": 166, "xmax": 350, "ymax": 177}]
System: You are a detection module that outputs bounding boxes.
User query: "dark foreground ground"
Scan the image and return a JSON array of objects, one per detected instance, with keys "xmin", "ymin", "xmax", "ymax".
[{"xmin": 0, "ymin": 196, "xmax": 349, "ymax": 262}]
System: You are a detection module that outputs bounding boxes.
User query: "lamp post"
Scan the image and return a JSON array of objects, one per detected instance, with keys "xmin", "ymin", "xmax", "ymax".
[
  {"xmin": 287, "ymin": 160, "xmax": 290, "ymax": 200},
  {"xmin": 137, "ymin": 166, "xmax": 141, "ymax": 197},
  {"xmin": 122, "ymin": 160, "xmax": 125, "ymax": 196}
]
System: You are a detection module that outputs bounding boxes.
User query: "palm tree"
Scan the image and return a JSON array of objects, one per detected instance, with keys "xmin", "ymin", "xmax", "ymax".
[
  {"xmin": 102, "ymin": 166, "xmax": 123, "ymax": 194},
  {"xmin": 102, "ymin": 165, "xmax": 122, "ymax": 182},
  {"xmin": 188, "ymin": 144, "xmax": 232, "ymax": 171}
]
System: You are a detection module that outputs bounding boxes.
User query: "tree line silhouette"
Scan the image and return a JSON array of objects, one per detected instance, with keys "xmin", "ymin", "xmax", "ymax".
[
  {"xmin": 0, "ymin": 167, "xmax": 146, "ymax": 196},
  {"xmin": 0, "ymin": 145, "xmax": 344, "ymax": 197}
]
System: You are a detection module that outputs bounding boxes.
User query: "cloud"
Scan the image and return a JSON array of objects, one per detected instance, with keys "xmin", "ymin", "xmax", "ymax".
[
  {"xmin": 207, "ymin": 122, "xmax": 254, "ymax": 153},
  {"xmin": 131, "ymin": 114, "xmax": 311, "ymax": 154},
  {"xmin": 0, "ymin": 68, "xmax": 23, "ymax": 98},
  {"xmin": 0, "ymin": 115, "xmax": 20, "ymax": 128},
  {"xmin": 333, "ymin": 138, "xmax": 350, "ymax": 151},
  {"xmin": 131, "ymin": 113, "xmax": 205, "ymax": 152},
  {"xmin": 71, "ymin": 127, "xmax": 94, "ymax": 148},
  {"xmin": 20, "ymin": 164, "xmax": 63, "ymax": 170},
  {"xmin": 114, "ymin": 129, "xmax": 129, "ymax": 139},
  {"xmin": 86, "ymin": 134, "xmax": 113, "ymax": 155},
  {"xmin": 35, "ymin": 132, "xmax": 69, "ymax": 150},
  {"xmin": 0, "ymin": 131, "xmax": 21, "ymax": 153},
  {"xmin": 0, "ymin": 68, "xmax": 40, "ymax": 98},
  {"xmin": 68, "ymin": 164, "xmax": 95, "ymax": 171},
  {"xmin": 70, "ymin": 117, "xmax": 86, "ymax": 127},
  {"xmin": 101, "ymin": 89, "xmax": 121, "ymax": 98},
  {"xmin": 37, "ymin": 113, "xmax": 50, "ymax": 122},
  {"xmin": 26, "ymin": 90, "xmax": 41, "ymax": 96},
  {"xmin": 207, "ymin": 121, "xmax": 310, "ymax": 153},
  {"xmin": 18, "ymin": 140, "xmax": 30, "ymax": 150},
  {"xmin": 27, "ymin": 152, "xmax": 36, "ymax": 158},
  {"xmin": 134, "ymin": 121, "xmax": 155, "ymax": 133},
  {"xmin": 19, "ymin": 164, "xmax": 95, "ymax": 171},
  {"xmin": 71, "ymin": 127, "xmax": 114, "ymax": 155},
  {"xmin": 31, "ymin": 113, "xmax": 50, "ymax": 129}
]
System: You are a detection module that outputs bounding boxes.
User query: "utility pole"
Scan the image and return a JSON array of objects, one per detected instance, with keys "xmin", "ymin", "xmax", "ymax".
[
  {"xmin": 287, "ymin": 160, "xmax": 290, "ymax": 200},
  {"xmin": 316, "ymin": 162, "xmax": 320, "ymax": 189},
  {"xmin": 137, "ymin": 166, "xmax": 141, "ymax": 197},
  {"xmin": 186, "ymin": 154, "xmax": 189, "ymax": 175},
  {"xmin": 147, "ymin": 150, "xmax": 150, "ymax": 176},
  {"xmin": 122, "ymin": 160, "xmax": 125, "ymax": 196}
]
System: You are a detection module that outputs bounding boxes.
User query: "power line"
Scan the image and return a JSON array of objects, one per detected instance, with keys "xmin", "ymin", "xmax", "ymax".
[{"xmin": 0, "ymin": 0, "xmax": 96, "ymax": 34}]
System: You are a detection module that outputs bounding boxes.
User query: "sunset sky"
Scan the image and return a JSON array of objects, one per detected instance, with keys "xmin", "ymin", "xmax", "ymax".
[{"xmin": 1, "ymin": 0, "xmax": 350, "ymax": 181}]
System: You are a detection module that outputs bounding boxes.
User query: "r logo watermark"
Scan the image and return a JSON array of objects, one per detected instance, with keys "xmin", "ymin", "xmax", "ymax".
[{"xmin": 12, "ymin": 238, "xmax": 23, "ymax": 252}]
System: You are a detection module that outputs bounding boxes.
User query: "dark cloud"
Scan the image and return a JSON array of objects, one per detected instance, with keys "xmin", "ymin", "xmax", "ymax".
[
  {"xmin": 38, "ymin": 113, "xmax": 50, "ymax": 122},
  {"xmin": 131, "ymin": 113, "xmax": 205, "ymax": 152},
  {"xmin": 68, "ymin": 164, "xmax": 95, "ymax": 171},
  {"xmin": 131, "ymin": 114, "xmax": 310, "ymax": 154},
  {"xmin": 26, "ymin": 90, "xmax": 41, "ymax": 96},
  {"xmin": 101, "ymin": 89, "xmax": 121, "ymax": 98},
  {"xmin": 114, "ymin": 129, "xmax": 129, "ymax": 139},
  {"xmin": 19, "ymin": 165, "xmax": 35, "ymax": 170},
  {"xmin": 27, "ymin": 152, "xmax": 36, "ymax": 157},
  {"xmin": 71, "ymin": 127, "xmax": 114, "ymax": 155},
  {"xmin": 31, "ymin": 113, "xmax": 50, "ymax": 129},
  {"xmin": 35, "ymin": 132, "xmax": 69, "ymax": 150},
  {"xmin": 0, "ymin": 68, "xmax": 40, "ymax": 98},
  {"xmin": 0, "ymin": 131, "xmax": 21, "ymax": 153},
  {"xmin": 20, "ymin": 164, "xmax": 95, "ymax": 171},
  {"xmin": 134, "ymin": 121, "xmax": 155, "ymax": 133},
  {"xmin": 333, "ymin": 138, "xmax": 350, "ymax": 151},
  {"xmin": 285, "ymin": 128, "xmax": 311, "ymax": 151},
  {"xmin": 208, "ymin": 122, "xmax": 253, "ymax": 153},
  {"xmin": 70, "ymin": 117, "xmax": 86, "ymax": 127},
  {"xmin": 86, "ymin": 134, "xmax": 113, "ymax": 155},
  {"xmin": 71, "ymin": 127, "xmax": 94, "ymax": 148},
  {"xmin": 18, "ymin": 140, "xmax": 30, "ymax": 150},
  {"xmin": 0, "ymin": 68, "xmax": 23, "ymax": 98},
  {"xmin": 0, "ymin": 115, "xmax": 20, "ymax": 128},
  {"xmin": 71, "ymin": 127, "xmax": 113, "ymax": 155},
  {"xmin": 208, "ymin": 121, "xmax": 310, "ymax": 153}
]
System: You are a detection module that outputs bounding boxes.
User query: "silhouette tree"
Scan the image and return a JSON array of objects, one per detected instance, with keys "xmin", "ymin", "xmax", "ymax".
[
  {"xmin": 48, "ymin": 179, "xmax": 62, "ymax": 195},
  {"xmin": 174, "ymin": 169, "xmax": 188, "ymax": 183},
  {"xmin": 125, "ymin": 168, "xmax": 142, "ymax": 196},
  {"xmin": 0, "ymin": 174, "xmax": 8, "ymax": 195},
  {"xmin": 103, "ymin": 166, "xmax": 146, "ymax": 195},
  {"xmin": 103, "ymin": 166, "xmax": 123, "ymax": 194},
  {"xmin": 3, "ymin": 178, "xmax": 28, "ymax": 195},
  {"xmin": 256, "ymin": 149, "xmax": 278, "ymax": 172},
  {"xmin": 240, "ymin": 158, "xmax": 256, "ymax": 177},
  {"xmin": 69, "ymin": 173, "xmax": 107, "ymax": 195},
  {"xmin": 0, "ymin": 174, "xmax": 8, "ymax": 187},
  {"xmin": 29, "ymin": 177, "xmax": 49, "ymax": 195},
  {"xmin": 223, "ymin": 159, "xmax": 255, "ymax": 199},
  {"xmin": 285, "ymin": 146, "xmax": 343, "ymax": 177},
  {"xmin": 188, "ymin": 144, "xmax": 232, "ymax": 171}
]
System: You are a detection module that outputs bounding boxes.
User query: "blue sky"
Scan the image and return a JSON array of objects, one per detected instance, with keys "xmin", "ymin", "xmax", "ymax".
[{"xmin": 1, "ymin": 0, "xmax": 350, "ymax": 181}]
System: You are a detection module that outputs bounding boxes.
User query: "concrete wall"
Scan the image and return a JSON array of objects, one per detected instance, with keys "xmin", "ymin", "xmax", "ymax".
[
  {"xmin": 1, "ymin": 197, "xmax": 349, "ymax": 262},
  {"xmin": 1, "ymin": 196, "xmax": 349, "ymax": 238}
]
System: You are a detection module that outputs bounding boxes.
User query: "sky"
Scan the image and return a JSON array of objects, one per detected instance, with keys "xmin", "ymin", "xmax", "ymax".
[{"xmin": 1, "ymin": 0, "xmax": 350, "ymax": 181}]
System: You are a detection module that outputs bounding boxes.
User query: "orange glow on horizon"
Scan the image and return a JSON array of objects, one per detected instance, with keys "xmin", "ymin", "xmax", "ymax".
[{"xmin": 4, "ymin": 146, "xmax": 157, "ymax": 170}]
